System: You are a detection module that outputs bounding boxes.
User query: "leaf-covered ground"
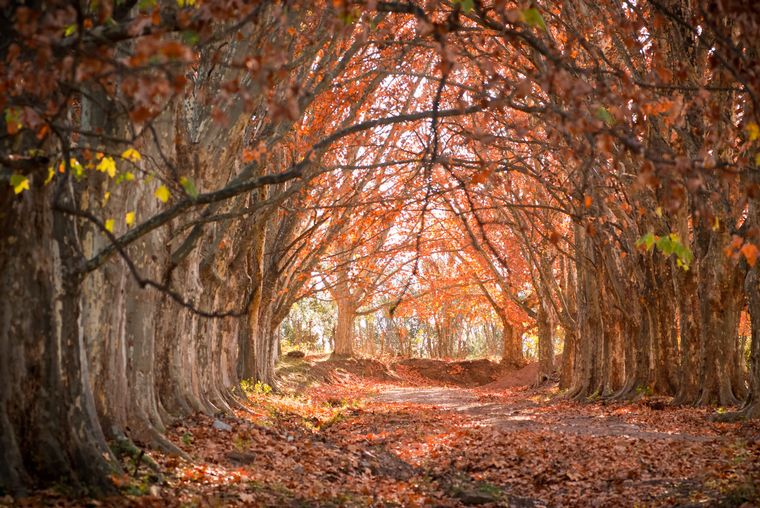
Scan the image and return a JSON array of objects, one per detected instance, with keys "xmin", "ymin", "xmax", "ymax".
[{"xmin": 9, "ymin": 358, "xmax": 760, "ymax": 507}]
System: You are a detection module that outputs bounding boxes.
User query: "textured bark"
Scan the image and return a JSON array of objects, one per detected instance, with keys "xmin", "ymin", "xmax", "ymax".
[
  {"xmin": 568, "ymin": 225, "xmax": 605, "ymax": 399},
  {"xmin": 499, "ymin": 313, "xmax": 524, "ymax": 368},
  {"xmin": 648, "ymin": 259, "xmax": 677, "ymax": 395},
  {"xmin": 0, "ymin": 183, "xmax": 118, "ymax": 494},
  {"xmin": 536, "ymin": 301, "xmax": 554, "ymax": 384},
  {"xmin": 695, "ymin": 225, "xmax": 745, "ymax": 406},
  {"xmin": 334, "ymin": 297, "xmax": 357, "ymax": 357},
  {"xmin": 559, "ymin": 328, "xmax": 576, "ymax": 390},
  {"xmin": 673, "ymin": 242, "xmax": 701, "ymax": 403},
  {"xmin": 239, "ymin": 220, "xmax": 267, "ymax": 381},
  {"xmin": 739, "ymin": 267, "xmax": 760, "ymax": 418}
]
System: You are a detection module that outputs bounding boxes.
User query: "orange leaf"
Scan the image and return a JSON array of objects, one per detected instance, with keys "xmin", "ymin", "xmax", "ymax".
[
  {"xmin": 242, "ymin": 148, "xmax": 256, "ymax": 162},
  {"xmin": 36, "ymin": 123, "xmax": 50, "ymax": 140},
  {"xmin": 471, "ymin": 170, "xmax": 490, "ymax": 185},
  {"xmin": 741, "ymin": 243, "xmax": 759, "ymax": 266}
]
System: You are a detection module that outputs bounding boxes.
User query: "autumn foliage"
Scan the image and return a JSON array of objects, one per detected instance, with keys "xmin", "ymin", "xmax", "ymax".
[{"xmin": 1, "ymin": 0, "xmax": 760, "ymax": 501}]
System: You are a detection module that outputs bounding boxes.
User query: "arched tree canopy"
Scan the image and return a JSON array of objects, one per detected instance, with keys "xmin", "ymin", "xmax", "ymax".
[{"xmin": 1, "ymin": 0, "xmax": 759, "ymax": 494}]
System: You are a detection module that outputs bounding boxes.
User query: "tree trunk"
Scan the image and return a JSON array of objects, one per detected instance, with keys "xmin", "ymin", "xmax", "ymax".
[
  {"xmin": 738, "ymin": 267, "xmax": 760, "ymax": 418},
  {"xmin": 559, "ymin": 328, "xmax": 576, "ymax": 390},
  {"xmin": 568, "ymin": 225, "xmax": 605, "ymax": 399},
  {"xmin": 499, "ymin": 312, "xmax": 524, "ymax": 367},
  {"xmin": 334, "ymin": 297, "xmax": 357, "ymax": 356},
  {"xmin": 0, "ymin": 183, "xmax": 118, "ymax": 494},
  {"xmin": 536, "ymin": 301, "xmax": 554, "ymax": 384},
  {"xmin": 696, "ymin": 231, "xmax": 744, "ymax": 406}
]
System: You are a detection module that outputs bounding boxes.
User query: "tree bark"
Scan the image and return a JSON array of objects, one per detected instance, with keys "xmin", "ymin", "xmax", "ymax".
[
  {"xmin": 0, "ymin": 183, "xmax": 118, "ymax": 494},
  {"xmin": 334, "ymin": 297, "xmax": 357, "ymax": 357},
  {"xmin": 499, "ymin": 312, "xmax": 524, "ymax": 367},
  {"xmin": 738, "ymin": 267, "xmax": 760, "ymax": 418},
  {"xmin": 536, "ymin": 301, "xmax": 554, "ymax": 384}
]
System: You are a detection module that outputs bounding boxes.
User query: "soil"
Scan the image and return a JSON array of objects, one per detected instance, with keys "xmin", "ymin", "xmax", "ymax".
[
  {"xmin": 278, "ymin": 355, "xmax": 517, "ymax": 392},
  {"xmin": 392, "ymin": 358, "xmax": 505, "ymax": 387},
  {"xmin": 482, "ymin": 362, "xmax": 539, "ymax": 389}
]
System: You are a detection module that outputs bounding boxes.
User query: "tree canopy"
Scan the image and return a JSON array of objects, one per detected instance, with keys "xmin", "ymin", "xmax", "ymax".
[{"xmin": 1, "ymin": 0, "xmax": 759, "ymax": 496}]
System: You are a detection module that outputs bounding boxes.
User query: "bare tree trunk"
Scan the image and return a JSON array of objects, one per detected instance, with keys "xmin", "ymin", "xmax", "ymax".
[
  {"xmin": 0, "ymin": 184, "xmax": 118, "ymax": 494},
  {"xmin": 334, "ymin": 297, "xmax": 357, "ymax": 356},
  {"xmin": 737, "ymin": 267, "xmax": 760, "ymax": 418},
  {"xmin": 568, "ymin": 225, "xmax": 605, "ymax": 399},
  {"xmin": 499, "ymin": 313, "xmax": 524, "ymax": 367},
  {"xmin": 559, "ymin": 328, "xmax": 576, "ymax": 390},
  {"xmin": 537, "ymin": 301, "xmax": 554, "ymax": 384}
]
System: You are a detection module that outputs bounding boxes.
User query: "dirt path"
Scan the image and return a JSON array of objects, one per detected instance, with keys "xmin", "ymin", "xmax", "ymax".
[
  {"xmin": 23, "ymin": 377, "xmax": 758, "ymax": 507},
  {"xmin": 365, "ymin": 385, "xmax": 759, "ymax": 506},
  {"xmin": 374, "ymin": 386, "xmax": 711, "ymax": 441}
]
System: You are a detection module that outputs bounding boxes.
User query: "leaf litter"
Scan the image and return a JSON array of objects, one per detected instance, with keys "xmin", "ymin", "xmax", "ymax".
[{"xmin": 10, "ymin": 357, "xmax": 759, "ymax": 507}]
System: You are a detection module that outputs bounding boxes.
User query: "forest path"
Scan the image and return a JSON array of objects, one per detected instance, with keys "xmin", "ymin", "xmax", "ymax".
[
  {"xmin": 34, "ymin": 375, "xmax": 756, "ymax": 507},
  {"xmin": 373, "ymin": 386, "xmax": 710, "ymax": 442}
]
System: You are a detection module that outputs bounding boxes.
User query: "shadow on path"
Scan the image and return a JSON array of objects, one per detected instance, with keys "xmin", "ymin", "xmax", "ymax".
[{"xmin": 375, "ymin": 386, "xmax": 711, "ymax": 442}]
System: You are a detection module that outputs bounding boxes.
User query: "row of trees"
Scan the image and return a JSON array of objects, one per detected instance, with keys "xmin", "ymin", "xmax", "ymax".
[{"xmin": 1, "ymin": 0, "xmax": 759, "ymax": 495}]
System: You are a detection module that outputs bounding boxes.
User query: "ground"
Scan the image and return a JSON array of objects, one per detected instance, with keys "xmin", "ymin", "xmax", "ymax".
[{"xmin": 7, "ymin": 356, "xmax": 760, "ymax": 507}]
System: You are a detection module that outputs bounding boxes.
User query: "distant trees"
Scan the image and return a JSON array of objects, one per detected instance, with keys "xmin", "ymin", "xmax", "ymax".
[{"xmin": 322, "ymin": 0, "xmax": 760, "ymax": 414}]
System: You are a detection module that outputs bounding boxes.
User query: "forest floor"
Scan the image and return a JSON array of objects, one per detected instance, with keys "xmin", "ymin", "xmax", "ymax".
[{"xmin": 10, "ymin": 356, "xmax": 760, "ymax": 507}]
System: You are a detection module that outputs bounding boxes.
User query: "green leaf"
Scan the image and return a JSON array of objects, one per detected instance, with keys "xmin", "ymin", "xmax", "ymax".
[
  {"xmin": 68, "ymin": 158, "xmax": 85, "ymax": 179},
  {"xmin": 641, "ymin": 231, "xmax": 694, "ymax": 270},
  {"xmin": 64, "ymin": 24, "xmax": 78, "ymax": 37},
  {"xmin": 656, "ymin": 235, "xmax": 674, "ymax": 255},
  {"xmin": 521, "ymin": 8, "xmax": 547, "ymax": 31},
  {"xmin": 155, "ymin": 185, "xmax": 170, "ymax": 203},
  {"xmin": 137, "ymin": 0, "xmax": 157, "ymax": 9},
  {"xmin": 180, "ymin": 176, "xmax": 199, "ymax": 198},
  {"xmin": 456, "ymin": 0, "xmax": 475, "ymax": 13},
  {"xmin": 10, "ymin": 174, "xmax": 29, "ymax": 194},
  {"xmin": 115, "ymin": 171, "xmax": 136, "ymax": 185},
  {"xmin": 636, "ymin": 232, "xmax": 655, "ymax": 251},
  {"xmin": 182, "ymin": 31, "xmax": 200, "ymax": 45},
  {"xmin": 595, "ymin": 106, "xmax": 615, "ymax": 127}
]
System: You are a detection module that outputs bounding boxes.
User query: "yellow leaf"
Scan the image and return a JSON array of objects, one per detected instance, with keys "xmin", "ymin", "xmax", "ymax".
[
  {"xmin": 655, "ymin": 206, "xmax": 663, "ymax": 218},
  {"xmin": 121, "ymin": 148, "xmax": 142, "ymax": 162},
  {"xmin": 69, "ymin": 158, "xmax": 84, "ymax": 178},
  {"xmin": 125, "ymin": 211, "xmax": 135, "ymax": 226},
  {"xmin": 103, "ymin": 191, "xmax": 111, "ymax": 205},
  {"xmin": 44, "ymin": 167, "xmax": 55, "ymax": 185},
  {"xmin": 755, "ymin": 153, "xmax": 760, "ymax": 167},
  {"xmin": 10, "ymin": 174, "xmax": 29, "ymax": 194},
  {"xmin": 104, "ymin": 219, "xmax": 115, "ymax": 233},
  {"xmin": 155, "ymin": 185, "xmax": 170, "ymax": 203},
  {"xmin": 125, "ymin": 172, "xmax": 135, "ymax": 181},
  {"xmin": 748, "ymin": 122, "xmax": 760, "ymax": 141},
  {"xmin": 97, "ymin": 156, "xmax": 117, "ymax": 178}
]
